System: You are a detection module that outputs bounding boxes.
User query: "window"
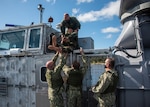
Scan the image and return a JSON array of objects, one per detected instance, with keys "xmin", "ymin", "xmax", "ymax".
[
  {"xmin": 0, "ymin": 30, "xmax": 25, "ymax": 50},
  {"xmin": 29, "ymin": 28, "xmax": 41, "ymax": 48},
  {"xmin": 41, "ymin": 67, "xmax": 47, "ymax": 82}
]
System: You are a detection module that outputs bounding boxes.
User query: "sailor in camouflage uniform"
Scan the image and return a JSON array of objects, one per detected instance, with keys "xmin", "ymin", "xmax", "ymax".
[
  {"xmin": 45, "ymin": 52, "xmax": 67, "ymax": 107},
  {"xmin": 60, "ymin": 13, "xmax": 81, "ymax": 50},
  {"xmin": 48, "ymin": 13, "xmax": 81, "ymax": 53},
  {"xmin": 92, "ymin": 58, "xmax": 118, "ymax": 107},
  {"xmin": 63, "ymin": 47, "xmax": 87, "ymax": 107}
]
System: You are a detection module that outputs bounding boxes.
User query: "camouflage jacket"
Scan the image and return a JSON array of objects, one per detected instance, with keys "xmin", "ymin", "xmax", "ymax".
[
  {"xmin": 45, "ymin": 53, "xmax": 67, "ymax": 89},
  {"xmin": 63, "ymin": 55, "xmax": 87, "ymax": 87},
  {"xmin": 92, "ymin": 70, "xmax": 118, "ymax": 94},
  {"xmin": 61, "ymin": 17, "xmax": 81, "ymax": 35},
  {"xmin": 92, "ymin": 70, "xmax": 118, "ymax": 106}
]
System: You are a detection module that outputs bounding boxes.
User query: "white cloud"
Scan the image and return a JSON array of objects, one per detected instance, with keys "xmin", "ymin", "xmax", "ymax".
[
  {"xmin": 77, "ymin": 0, "xmax": 120, "ymax": 22},
  {"xmin": 77, "ymin": 0, "xmax": 94, "ymax": 4},
  {"xmin": 72, "ymin": 8, "xmax": 80, "ymax": 15},
  {"xmin": 22, "ymin": 0, "xmax": 56, "ymax": 4},
  {"xmin": 45, "ymin": 0, "xmax": 56, "ymax": 4},
  {"xmin": 101, "ymin": 27, "xmax": 120, "ymax": 33},
  {"xmin": 106, "ymin": 34, "xmax": 112, "ymax": 39}
]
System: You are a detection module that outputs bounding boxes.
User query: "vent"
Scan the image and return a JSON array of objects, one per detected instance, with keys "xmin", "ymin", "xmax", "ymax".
[{"xmin": 0, "ymin": 77, "xmax": 8, "ymax": 96}]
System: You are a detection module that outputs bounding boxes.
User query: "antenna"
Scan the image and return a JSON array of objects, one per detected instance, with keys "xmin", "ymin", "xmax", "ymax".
[{"xmin": 37, "ymin": 4, "xmax": 45, "ymax": 23}]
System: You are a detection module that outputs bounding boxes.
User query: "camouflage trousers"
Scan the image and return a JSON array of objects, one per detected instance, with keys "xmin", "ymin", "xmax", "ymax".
[
  {"xmin": 96, "ymin": 93, "xmax": 116, "ymax": 107},
  {"xmin": 67, "ymin": 88, "xmax": 82, "ymax": 107},
  {"xmin": 48, "ymin": 87, "xmax": 64, "ymax": 107},
  {"xmin": 62, "ymin": 33, "xmax": 79, "ymax": 53}
]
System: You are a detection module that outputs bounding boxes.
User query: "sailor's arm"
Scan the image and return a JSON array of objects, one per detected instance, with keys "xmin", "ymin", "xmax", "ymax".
[
  {"xmin": 51, "ymin": 52, "xmax": 59, "ymax": 63},
  {"xmin": 92, "ymin": 72, "xmax": 112, "ymax": 93},
  {"xmin": 80, "ymin": 47, "xmax": 88, "ymax": 74},
  {"xmin": 54, "ymin": 53, "xmax": 68, "ymax": 72}
]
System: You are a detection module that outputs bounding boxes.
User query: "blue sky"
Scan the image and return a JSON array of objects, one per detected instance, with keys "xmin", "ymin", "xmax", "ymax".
[{"xmin": 0, "ymin": 0, "xmax": 122, "ymax": 49}]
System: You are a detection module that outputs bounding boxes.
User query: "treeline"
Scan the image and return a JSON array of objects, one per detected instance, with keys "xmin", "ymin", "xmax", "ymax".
[{"xmin": 90, "ymin": 56, "xmax": 106, "ymax": 64}]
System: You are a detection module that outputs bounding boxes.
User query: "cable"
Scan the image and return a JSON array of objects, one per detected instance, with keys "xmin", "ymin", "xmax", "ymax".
[{"xmin": 112, "ymin": 46, "xmax": 143, "ymax": 58}]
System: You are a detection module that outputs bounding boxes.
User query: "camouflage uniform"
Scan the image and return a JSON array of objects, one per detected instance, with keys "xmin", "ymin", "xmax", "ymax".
[
  {"xmin": 92, "ymin": 70, "xmax": 118, "ymax": 107},
  {"xmin": 45, "ymin": 53, "xmax": 67, "ymax": 107},
  {"xmin": 63, "ymin": 55, "xmax": 87, "ymax": 107},
  {"xmin": 61, "ymin": 17, "xmax": 81, "ymax": 50}
]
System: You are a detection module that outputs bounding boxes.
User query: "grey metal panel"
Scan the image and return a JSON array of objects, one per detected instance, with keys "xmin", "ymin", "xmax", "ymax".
[
  {"xmin": 144, "ymin": 49, "xmax": 150, "ymax": 60},
  {"xmin": 120, "ymin": 0, "xmax": 148, "ymax": 16},
  {"xmin": 139, "ymin": 15, "xmax": 150, "ymax": 48},
  {"xmin": 0, "ymin": 57, "xmax": 36, "ymax": 107},
  {"xmin": 78, "ymin": 37, "xmax": 94, "ymax": 49},
  {"xmin": 119, "ymin": 0, "xmax": 150, "ymax": 22},
  {"xmin": 118, "ymin": 90, "xmax": 146, "ymax": 107},
  {"xmin": 115, "ymin": 20, "xmax": 136, "ymax": 49},
  {"xmin": 36, "ymin": 91, "xmax": 50, "ymax": 107},
  {"xmin": 115, "ymin": 49, "xmax": 150, "ymax": 107},
  {"xmin": 115, "ymin": 13, "xmax": 150, "ymax": 49}
]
